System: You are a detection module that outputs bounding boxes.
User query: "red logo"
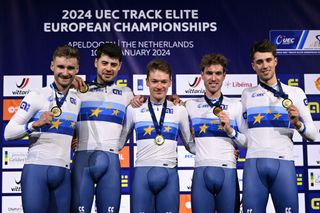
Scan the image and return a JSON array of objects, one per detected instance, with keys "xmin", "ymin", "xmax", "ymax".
[{"xmin": 16, "ymin": 78, "xmax": 30, "ymax": 89}]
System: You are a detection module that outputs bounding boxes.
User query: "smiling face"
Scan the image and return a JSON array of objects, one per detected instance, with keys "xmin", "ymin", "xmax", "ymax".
[
  {"xmin": 51, "ymin": 56, "xmax": 79, "ymax": 91},
  {"xmin": 201, "ymin": 64, "xmax": 225, "ymax": 98},
  {"xmin": 252, "ymin": 51, "xmax": 278, "ymax": 85},
  {"xmin": 146, "ymin": 70, "xmax": 172, "ymax": 103},
  {"xmin": 95, "ymin": 54, "xmax": 121, "ymax": 83}
]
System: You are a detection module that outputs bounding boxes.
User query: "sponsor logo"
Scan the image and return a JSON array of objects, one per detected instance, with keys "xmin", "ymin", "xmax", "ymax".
[
  {"xmin": 308, "ymin": 102, "xmax": 320, "ymax": 113},
  {"xmin": 251, "ymin": 92, "xmax": 264, "ymax": 98},
  {"xmin": 4, "ymin": 75, "xmax": 42, "ymax": 97},
  {"xmin": 176, "ymin": 74, "xmax": 205, "ymax": 95},
  {"xmin": 309, "ymin": 169, "xmax": 320, "ymax": 190},
  {"xmin": 270, "ymin": 30, "xmax": 320, "ymax": 55},
  {"xmin": 119, "ymin": 146, "xmax": 130, "ymax": 168},
  {"xmin": 2, "ymin": 148, "xmax": 28, "ymax": 169},
  {"xmin": 2, "ymin": 172, "xmax": 22, "ymax": 193},
  {"xmin": 177, "ymin": 146, "xmax": 195, "ymax": 167},
  {"xmin": 275, "ymin": 35, "xmax": 295, "ymax": 45},
  {"xmin": 112, "ymin": 89, "xmax": 122, "ymax": 95},
  {"xmin": 121, "ymin": 169, "xmax": 130, "ymax": 193},
  {"xmin": 137, "ymin": 79, "xmax": 144, "ymax": 91},
  {"xmin": 312, "ymin": 198, "xmax": 320, "ymax": 210},
  {"xmin": 178, "ymin": 170, "xmax": 193, "ymax": 192},
  {"xmin": 180, "ymin": 194, "xmax": 192, "ymax": 213},
  {"xmin": 16, "ymin": 78, "xmax": 30, "ymax": 89},
  {"xmin": 69, "ymin": 97, "xmax": 76, "ymax": 105},
  {"xmin": 222, "ymin": 74, "xmax": 257, "ymax": 95},
  {"xmin": 121, "ymin": 175, "xmax": 128, "ymax": 187},
  {"xmin": 315, "ymin": 77, "xmax": 320, "ymax": 91},
  {"xmin": 288, "ymin": 78, "xmax": 299, "ymax": 87},
  {"xmin": 2, "ymin": 196, "xmax": 23, "ymax": 213},
  {"xmin": 189, "ymin": 77, "xmax": 202, "ymax": 88},
  {"xmin": 305, "ymin": 74, "xmax": 320, "ymax": 94},
  {"xmin": 3, "ymin": 99, "xmax": 22, "ymax": 120},
  {"xmin": 296, "ymin": 170, "xmax": 304, "ymax": 188},
  {"xmin": 270, "ymin": 30, "xmax": 302, "ymax": 49},
  {"xmin": 19, "ymin": 101, "xmax": 30, "ymax": 112}
]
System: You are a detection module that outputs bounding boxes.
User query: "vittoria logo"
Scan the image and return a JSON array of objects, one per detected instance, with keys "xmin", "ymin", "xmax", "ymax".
[
  {"xmin": 16, "ymin": 78, "xmax": 30, "ymax": 89},
  {"xmin": 3, "ymin": 75, "xmax": 42, "ymax": 97},
  {"xmin": 189, "ymin": 77, "xmax": 202, "ymax": 88}
]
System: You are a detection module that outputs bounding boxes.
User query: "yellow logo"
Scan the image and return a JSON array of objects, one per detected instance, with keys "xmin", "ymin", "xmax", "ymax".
[
  {"xmin": 308, "ymin": 102, "xmax": 320, "ymax": 113},
  {"xmin": 288, "ymin": 78, "xmax": 299, "ymax": 87},
  {"xmin": 121, "ymin": 175, "xmax": 128, "ymax": 187},
  {"xmin": 116, "ymin": 79, "xmax": 127, "ymax": 87},
  {"xmin": 296, "ymin": 173, "xmax": 303, "ymax": 186},
  {"xmin": 311, "ymin": 198, "xmax": 320, "ymax": 210}
]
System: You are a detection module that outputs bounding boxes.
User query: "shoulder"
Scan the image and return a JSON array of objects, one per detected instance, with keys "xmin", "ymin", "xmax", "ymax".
[
  {"xmin": 185, "ymin": 97, "xmax": 204, "ymax": 108},
  {"xmin": 127, "ymin": 102, "xmax": 147, "ymax": 113},
  {"xmin": 282, "ymin": 83, "xmax": 305, "ymax": 94},
  {"xmin": 242, "ymin": 85, "xmax": 259, "ymax": 94},
  {"xmin": 27, "ymin": 86, "xmax": 50, "ymax": 99},
  {"xmin": 223, "ymin": 96, "xmax": 241, "ymax": 106}
]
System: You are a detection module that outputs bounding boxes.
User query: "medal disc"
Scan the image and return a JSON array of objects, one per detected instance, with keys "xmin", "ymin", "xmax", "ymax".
[
  {"xmin": 154, "ymin": 135, "xmax": 165, "ymax": 145},
  {"xmin": 282, "ymin": 98, "xmax": 293, "ymax": 109},
  {"xmin": 213, "ymin": 106, "xmax": 223, "ymax": 116},
  {"xmin": 51, "ymin": 106, "xmax": 62, "ymax": 117},
  {"xmin": 79, "ymin": 84, "xmax": 89, "ymax": 93}
]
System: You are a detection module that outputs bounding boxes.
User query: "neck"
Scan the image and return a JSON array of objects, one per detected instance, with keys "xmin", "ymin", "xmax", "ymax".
[
  {"xmin": 260, "ymin": 76, "xmax": 277, "ymax": 86},
  {"xmin": 150, "ymin": 96, "xmax": 166, "ymax": 104},
  {"xmin": 205, "ymin": 90, "xmax": 221, "ymax": 99},
  {"xmin": 54, "ymin": 82, "xmax": 69, "ymax": 95},
  {"xmin": 96, "ymin": 76, "xmax": 113, "ymax": 85}
]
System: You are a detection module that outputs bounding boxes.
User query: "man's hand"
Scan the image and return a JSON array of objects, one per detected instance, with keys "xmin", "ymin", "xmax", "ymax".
[
  {"xmin": 131, "ymin": 95, "xmax": 146, "ymax": 108},
  {"xmin": 32, "ymin": 111, "xmax": 54, "ymax": 129},
  {"xmin": 287, "ymin": 104, "xmax": 302, "ymax": 129},
  {"xmin": 168, "ymin": 94, "xmax": 183, "ymax": 106},
  {"xmin": 71, "ymin": 138, "xmax": 78, "ymax": 151},
  {"xmin": 234, "ymin": 149, "xmax": 240, "ymax": 160},
  {"xmin": 217, "ymin": 111, "xmax": 233, "ymax": 135},
  {"xmin": 71, "ymin": 75, "xmax": 85, "ymax": 90}
]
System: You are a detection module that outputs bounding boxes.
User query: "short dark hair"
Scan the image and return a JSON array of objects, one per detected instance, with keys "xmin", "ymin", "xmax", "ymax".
[
  {"xmin": 200, "ymin": 54, "xmax": 228, "ymax": 72},
  {"xmin": 52, "ymin": 45, "xmax": 80, "ymax": 63},
  {"xmin": 249, "ymin": 39, "xmax": 277, "ymax": 61},
  {"xmin": 146, "ymin": 59, "xmax": 172, "ymax": 80},
  {"xmin": 96, "ymin": 43, "xmax": 122, "ymax": 62}
]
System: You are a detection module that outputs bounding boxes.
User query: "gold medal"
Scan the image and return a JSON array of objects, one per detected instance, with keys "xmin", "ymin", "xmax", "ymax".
[
  {"xmin": 79, "ymin": 84, "xmax": 89, "ymax": 93},
  {"xmin": 51, "ymin": 106, "xmax": 62, "ymax": 117},
  {"xmin": 213, "ymin": 106, "xmax": 223, "ymax": 116},
  {"xmin": 282, "ymin": 98, "xmax": 293, "ymax": 109},
  {"xmin": 154, "ymin": 135, "xmax": 165, "ymax": 145}
]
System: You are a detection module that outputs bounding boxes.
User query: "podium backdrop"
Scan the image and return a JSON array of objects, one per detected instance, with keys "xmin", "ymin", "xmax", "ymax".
[{"xmin": 1, "ymin": 0, "xmax": 320, "ymax": 212}]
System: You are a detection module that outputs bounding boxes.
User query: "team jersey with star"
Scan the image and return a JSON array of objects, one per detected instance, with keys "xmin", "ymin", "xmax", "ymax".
[
  {"xmin": 241, "ymin": 82, "xmax": 318, "ymax": 160},
  {"xmin": 121, "ymin": 101, "xmax": 194, "ymax": 168},
  {"xmin": 4, "ymin": 85, "xmax": 81, "ymax": 168},
  {"xmin": 76, "ymin": 83, "xmax": 134, "ymax": 153},
  {"xmin": 185, "ymin": 96, "xmax": 246, "ymax": 168}
]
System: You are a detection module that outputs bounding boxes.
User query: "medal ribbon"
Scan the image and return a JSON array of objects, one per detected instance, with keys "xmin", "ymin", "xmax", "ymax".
[
  {"xmin": 52, "ymin": 83, "xmax": 69, "ymax": 109},
  {"xmin": 259, "ymin": 80, "xmax": 288, "ymax": 99},
  {"xmin": 87, "ymin": 79, "xmax": 114, "ymax": 88},
  {"xmin": 148, "ymin": 98, "xmax": 167, "ymax": 136},
  {"xmin": 204, "ymin": 93, "xmax": 224, "ymax": 108}
]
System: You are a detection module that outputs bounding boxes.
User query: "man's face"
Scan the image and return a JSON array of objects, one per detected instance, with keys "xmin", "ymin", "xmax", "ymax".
[
  {"xmin": 201, "ymin": 64, "xmax": 225, "ymax": 97},
  {"xmin": 95, "ymin": 54, "xmax": 121, "ymax": 83},
  {"xmin": 252, "ymin": 52, "xmax": 277, "ymax": 84},
  {"xmin": 51, "ymin": 56, "xmax": 79, "ymax": 89},
  {"xmin": 146, "ymin": 70, "xmax": 172, "ymax": 102}
]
